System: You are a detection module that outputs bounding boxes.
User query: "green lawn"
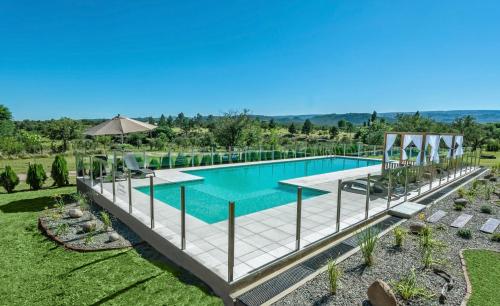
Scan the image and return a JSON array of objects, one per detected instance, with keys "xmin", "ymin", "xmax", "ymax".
[
  {"xmin": 479, "ymin": 151, "xmax": 500, "ymax": 168},
  {"xmin": 463, "ymin": 249, "xmax": 500, "ymax": 306},
  {"xmin": 0, "ymin": 186, "xmax": 222, "ymax": 306}
]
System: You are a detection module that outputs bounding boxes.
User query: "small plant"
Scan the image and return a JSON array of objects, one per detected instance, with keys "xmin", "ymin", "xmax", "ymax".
[
  {"xmin": 491, "ymin": 233, "xmax": 500, "ymax": 242},
  {"xmin": 393, "ymin": 226, "xmax": 407, "ymax": 248},
  {"xmin": 457, "ymin": 187, "xmax": 467, "ymax": 198},
  {"xmin": 457, "ymin": 229, "xmax": 472, "ymax": 239},
  {"xmin": 393, "ymin": 268, "xmax": 434, "ymax": 301},
  {"xmin": 100, "ymin": 211, "xmax": 112, "ymax": 231},
  {"xmin": 454, "ymin": 203, "xmax": 465, "ymax": 211},
  {"xmin": 53, "ymin": 195, "xmax": 65, "ymax": 214},
  {"xmin": 0, "ymin": 165, "xmax": 20, "ymax": 193},
  {"xmin": 417, "ymin": 212, "xmax": 425, "ymax": 221},
  {"xmin": 327, "ymin": 259, "xmax": 342, "ymax": 295},
  {"xmin": 480, "ymin": 205, "xmax": 492, "ymax": 214},
  {"xmin": 51, "ymin": 155, "xmax": 69, "ymax": 187},
  {"xmin": 357, "ymin": 227, "xmax": 379, "ymax": 266},
  {"xmin": 26, "ymin": 163, "xmax": 47, "ymax": 190},
  {"xmin": 84, "ymin": 227, "xmax": 96, "ymax": 245},
  {"xmin": 418, "ymin": 226, "xmax": 444, "ymax": 269},
  {"xmin": 55, "ymin": 223, "xmax": 69, "ymax": 236},
  {"xmin": 73, "ymin": 192, "xmax": 90, "ymax": 211}
]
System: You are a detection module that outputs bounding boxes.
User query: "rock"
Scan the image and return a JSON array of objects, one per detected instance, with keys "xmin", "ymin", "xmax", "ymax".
[
  {"xmin": 476, "ymin": 178, "xmax": 488, "ymax": 185},
  {"xmin": 454, "ymin": 198, "xmax": 468, "ymax": 206},
  {"xmin": 367, "ymin": 280, "xmax": 397, "ymax": 306},
  {"xmin": 108, "ymin": 232, "xmax": 120, "ymax": 242},
  {"xmin": 489, "ymin": 177, "xmax": 497, "ymax": 182},
  {"xmin": 81, "ymin": 221, "xmax": 96, "ymax": 233},
  {"xmin": 409, "ymin": 221, "xmax": 426, "ymax": 234},
  {"xmin": 68, "ymin": 208, "xmax": 83, "ymax": 218},
  {"xmin": 484, "ymin": 173, "xmax": 493, "ymax": 179}
]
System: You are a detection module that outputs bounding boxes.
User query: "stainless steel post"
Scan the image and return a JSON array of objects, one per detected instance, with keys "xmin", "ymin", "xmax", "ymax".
[
  {"xmin": 143, "ymin": 151, "xmax": 146, "ymax": 168},
  {"xmin": 365, "ymin": 174, "xmax": 370, "ymax": 219},
  {"xmin": 404, "ymin": 166, "xmax": 409, "ymax": 202},
  {"xmin": 429, "ymin": 163, "xmax": 433, "ymax": 190},
  {"xmin": 181, "ymin": 186, "xmax": 186, "ymax": 250},
  {"xmin": 343, "ymin": 143, "xmax": 346, "ymax": 156},
  {"xmin": 89, "ymin": 155, "xmax": 94, "ymax": 187},
  {"xmin": 228, "ymin": 201, "xmax": 235, "ymax": 282},
  {"xmin": 387, "ymin": 168, "xmax": 392, "ymax": 209},
  {"xmin": 336, "ymin": 179, "xmax": 342, "ymax": 233},
  {"xmin": 191, "ymin": 148, "xmax": 194, "ymax": 167},
  {"xmin": 295, "ymin": 187, "xmax": 302, "ymax": 251},
  {"xmin": 99, "ymin": 161, "xmax": 103, "ymax": 194},
  {"xmin": 150, "ymin": 176, "xmax": 155, "ymax": 229},
  {"xmin": 128, "ymin": 171, "xmax": 132, "ymax": 213},
  {"xmin": 112, "ymin": 162, "xmax": 116, "ymax": 203},
  {"xmin": 460, "ymin": 154, "xmax": 464, "ymax": 176}
]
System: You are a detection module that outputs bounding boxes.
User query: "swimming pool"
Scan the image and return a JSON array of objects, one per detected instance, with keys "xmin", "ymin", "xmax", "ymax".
[{"xmin": 136, "ymin": 157, "xmax": 380, "ymax": 223}]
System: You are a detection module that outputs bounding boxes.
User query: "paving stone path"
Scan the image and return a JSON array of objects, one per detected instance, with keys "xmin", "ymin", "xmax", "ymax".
[{"xmin": 450, "ymin": 214, "xmax": 472, "ymax": 228}]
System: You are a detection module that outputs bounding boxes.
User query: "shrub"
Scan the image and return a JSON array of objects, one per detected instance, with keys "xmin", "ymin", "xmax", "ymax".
[
  {"xmin": 480, "ymin": 205, "xmax": 492, "ymax": 214},
  {"xmin": 192, "ymin": 155, "xmax": 200, "ymax": 166},
  {"xmin": 73, "ymin": 192, "xmax": 89, "ymax": 211},
  {"xmin": 51, "ymin": 155, "xmax": 69, "ymax": 187},
  {"xmin": 457, "ymin": 187, "xmax": 467, "ymax": 198},
  {"xmin": 0, "ymin": 165, "xmax": 19, "ymax": 193},
  {"xmin": 491, "ymin": 233, "xmax": 500, "ymax": 242},
  {"xmin": 200, "ymin": 154, "xmax": 211, "ymax": 166},
  {"xmin": 393, "ymin": 268, "xmax": 433, "ymax": 300},
  {"xmin": 393, "ymin": 226, "xmax": 407, "ymax": 248},
  {"xmin": 419, "ymin": 226, "xmax": 444, "ymax": 268},
  {"xmin": 100, "ymin": 211, "xmax": 112, "ymax": 230},
  {"xmin": 327, "ymin": 259, "xmax": 342, "ymax": 295},
  {"xmin": 457, "ymin": 229, "xmax": 472, "ymax": 239},
  {"xmin": 26, "ymin": 163, "xmax": 47, "ymax": 190},
  {"xmin": 148, "ymin": 158, "xmax": 160, "ymax": 170},
  {"xmin": 454, "ymin": 203, "xmax": 465, "ymax": 211},
  {"xmin": 357, "ymin": 227, "xmax": 379, "ymax": 266}
]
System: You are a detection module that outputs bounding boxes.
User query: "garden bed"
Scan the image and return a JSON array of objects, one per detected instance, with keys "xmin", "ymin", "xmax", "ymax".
[
  {"xmin": 274, "ymin": 173, "xmax": 499, "ymax": 305},
  {"xmin": 39, "ymin": 199, "xmax": 143, "ymax": 251}
]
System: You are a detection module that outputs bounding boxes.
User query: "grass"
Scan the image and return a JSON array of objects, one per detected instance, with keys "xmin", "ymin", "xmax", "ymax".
[
  {"xmin": 463, "ymin": 250, "xmax": 500, "ymax": 306},
  {"xmin": 0, "ymin": 186, "xmax": 221, "ymax": 305},
  {"xmin": 0, "ymin": 154, "xmax": 76, "ymax": 175},
  {"xmin": 479, "ymin": 151, "xmax": 500, "ymax": 168}
]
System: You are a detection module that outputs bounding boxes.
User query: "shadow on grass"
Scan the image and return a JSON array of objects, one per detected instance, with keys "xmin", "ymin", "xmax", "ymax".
[
  {"xmin": 60, "ymin": 250, "xmax": 132, "ymax": 277},
  {"xmin": 0, "ymin": 189, "xmax": 75, "ymax": 213}
]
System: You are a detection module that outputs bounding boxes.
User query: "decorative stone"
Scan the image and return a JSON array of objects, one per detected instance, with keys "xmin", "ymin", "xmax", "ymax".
[
  {"xmin": 68, "ymin": 208, "xmax": 83, "ymax": 218},
  {"xmin": 454, "ymin": 198, "xmax": 468, "ymax": 206},
  {"xmin": 409, "ymin": 221, "xmax": 426, "ymax": 234},
  {"xmin": 81, "ymin": 221, "xmax": 96, "ymax": 233},
  {"xmin": 489, "ymin": 177, "xmax": 497, "ymax": 182},
  {"xmin": 367, "ymin": 280, "xmax": 397, "ymax": 306},
  {"xmin": 108, "ymin": 232, "xmax": 120, "ymax": 242},
  {"xmin": 450, "ymin": 214, "xmax": 473, "ymax": 228}
]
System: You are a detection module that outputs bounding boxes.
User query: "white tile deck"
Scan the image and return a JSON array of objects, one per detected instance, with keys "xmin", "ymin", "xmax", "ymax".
[{"xmin": 82, "ymin": 157, "xmax": 477, "ymax": 282}]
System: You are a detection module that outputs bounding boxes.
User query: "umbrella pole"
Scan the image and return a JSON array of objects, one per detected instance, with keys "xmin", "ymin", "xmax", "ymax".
[{"xmin": 121, "ymin": 134, "xmax": 124, "ymax": 144}]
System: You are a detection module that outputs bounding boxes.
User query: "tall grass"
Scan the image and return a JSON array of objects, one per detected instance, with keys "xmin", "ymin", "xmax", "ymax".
[
  {"xmin": 327, "ymin": 259, "xmax": 342, "ymax": 295},
  {"xmin": 357, "ymin": 227, "xmax": 379, "ymax": 266}
]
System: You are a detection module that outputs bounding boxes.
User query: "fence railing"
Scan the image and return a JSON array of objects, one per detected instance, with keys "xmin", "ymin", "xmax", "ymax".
[{"xmin": 76, "ymin": 147, "xmax": 481, "ymax": 283}]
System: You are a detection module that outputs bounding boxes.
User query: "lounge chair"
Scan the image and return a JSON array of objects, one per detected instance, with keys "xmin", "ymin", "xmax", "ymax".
[
  {"xmin": 341, "ymin": 178, "xmax": 405, "ymax": 200},
  {"xmin": 124, "ymin": 153, "xmax": 155, "ymax": 177}
]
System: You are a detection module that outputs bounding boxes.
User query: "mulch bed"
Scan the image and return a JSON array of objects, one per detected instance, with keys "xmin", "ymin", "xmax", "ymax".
[
  {"xmin": 274, "ymin": 173, "xmax": 499, "ymax": 305},
  {"xmin": 39, "ymin": 202, "xmax": 143, "ymax": 252}
]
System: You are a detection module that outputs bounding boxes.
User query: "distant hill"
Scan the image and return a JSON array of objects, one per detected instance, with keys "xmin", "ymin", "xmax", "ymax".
[{"xmin": 254, "ymin": 110, "xmax": 500, "ymax": 126}]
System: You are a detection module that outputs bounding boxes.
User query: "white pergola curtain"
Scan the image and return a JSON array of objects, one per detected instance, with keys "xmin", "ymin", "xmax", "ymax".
[
  {"xmin": 426, "ymin": 135, "xmax": 440, "ymax": 163},
  {"xmin": 455, "ymin": 135, "xmax": 464, "ymax": 156},
  {"xmin": 441, "ymin": 135, "xmax": 454, "ymax": 157},
  {"xmin": 384, "ymin": 133, "xmax": 398, "ymax": 161},
  {"xmin": 401, "ymin": 134, "xmax": 423, "ymax": 162}
]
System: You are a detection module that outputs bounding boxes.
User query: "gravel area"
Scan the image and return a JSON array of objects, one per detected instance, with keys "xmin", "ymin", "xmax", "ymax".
[
  {"xmin": 39, "ymin": 202, "xmax": 143, "ymax": 251},
  {"xmin": 275, "ymin": 175, "xmax": 499, "ymax": 306}
]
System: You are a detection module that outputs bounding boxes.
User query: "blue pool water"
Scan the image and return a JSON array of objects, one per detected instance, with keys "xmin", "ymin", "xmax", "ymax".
[{"xmin": 136, "ymin": 157, "xmax": 380, "ymax": 224}]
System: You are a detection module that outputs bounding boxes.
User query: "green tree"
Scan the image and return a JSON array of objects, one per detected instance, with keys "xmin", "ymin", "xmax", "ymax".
[
  {"xmin": 301, "ymin": 119, "xmax": 313, "ymax": 135},
  {"xmin": 370, "ymin": 111, "xmax": 377, "ymax": 123},
  {"xmin": 329, "ymin": 126, "xmax": 339, "ymax": 139},
  {"xmin": 47, "ymin": 118, "xmax": 82, "ymax": 152},
  {"xmin": 213, "ymin": 111, "xmax": 251, "ymax": 149},
  {"xmin": 0, "ymin": 165, "xmax": 19, "ymax": 193},
  {"xmin": 337, "ymin": 119, "xmax": 347, "ymax": 130},
  {"xmin": 158, "ymin": 114, "xmax": 167, "ymax": 127},
  {"xmin": 26, "ymin": 163, "xmax": 47, "ymax": 190},
  {"xmin": 288, "ymin": 123, "xmax": 297, "ymax": 134},
  {"xmin": 0, "ymin": 105, "xmax": 12, "ymax": 121},
  {"xmin": 268, "ymin": 119, "xmax": 276, "ymax": 129},
  {"xmin": 0, "ymin": 104, "xmax": 14, "ymax": 137},
  {"xmin": 51, "ymin": 155, "xmax": 69, "ymax": 187}
]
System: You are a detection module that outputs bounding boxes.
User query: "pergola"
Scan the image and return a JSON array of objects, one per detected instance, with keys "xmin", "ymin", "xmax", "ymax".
[{"xmin": 382, "ymin": 132, "xmax": 464, "ymax": 169}]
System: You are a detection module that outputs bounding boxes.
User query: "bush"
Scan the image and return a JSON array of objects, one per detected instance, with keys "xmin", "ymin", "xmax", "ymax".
[
  {"xmin": 480, "ymin": 205, "xmax": 492, "ymax": 214},
  {"xmin": 393, "ymin": 268, "xmax": 433, "ymax": 300},
  {"xmin": 491, "ymin": 233, "xmax": 500, "ymax": 242},
  {"xmin": 357, "ymin": 227, "xmax": 379, "ymax": 266},
  {"xmin": 26, "ymin": 163, "xmax": 47, "ymax": 190},
  {"xmin": 100, "ymin": 211, "xmax": 112, "ymax": 230},
  {"xmin": 454, "ymin": 203, "xmax": 465, "ymax": 211},
  {"xmin": 485, "ymin": 139, "xmax": 499, "ymax": 152},
  {"xmin": 51, "ymin": 155, "xmax": 69, "ymax": 187},
  {"xmin": 393, "ymin": 226, "xmax": 407, "ymax": 248},
  {"xmin": 457, "ymin": 229, "xmax": 472, "ymax": 239},
  {"xmin": 327, "ymin": 259, "xmax": 342, "ymax": 295},
  {"xmin": 148, "ymin": 158, "xmax": 160, "ymax": 170},
  {"xmin": 0, "ymin": 165, "xmax": 19, "ymax": 193}
]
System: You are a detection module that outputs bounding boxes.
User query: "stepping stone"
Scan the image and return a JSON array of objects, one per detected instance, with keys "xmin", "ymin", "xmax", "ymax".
[
  {"xmin": 450, "ymin": 214, "xmax": 472, "ymax": 228},
  {"xmin": 389, "ymin": 202, "xmax": 426, "ymax": 219},
  {"xmin": 480, "ymin": 218, "xmax": 500, "ymax": 234},
  {"xmin": 427, "ymin": 210, "xmax": 447, "ymax": 223}
]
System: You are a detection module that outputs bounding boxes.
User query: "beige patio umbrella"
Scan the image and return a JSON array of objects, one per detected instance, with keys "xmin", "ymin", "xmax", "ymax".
[{"xmin": 84, "ymin": 114, "xmax": 157, "ymax": 143}]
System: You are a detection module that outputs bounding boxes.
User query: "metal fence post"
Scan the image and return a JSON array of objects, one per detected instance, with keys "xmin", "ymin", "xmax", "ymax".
[
  {"xmin": 343, "ymin": 143, "xmax": 346, "ymax": 156},
  {"xmin": 112, "ymin": 164, "xmax": 116, "ymax": 203},
  {"xmin": 99, "ymin": 161, "xmax": 103, "ymax": 194},
  {"xmin": 181, "ymin": 186, "xmax": 186, "ymax": 250},
  {"xmin": 295, "ymin": 187, "xmax": 302, "ymax": 251},
  {"xmin": 228, "ymin": 201, "xmax": 235, "ymax": 282},
  {"xmin": 143, "ymin": 151, "xmax": 146, "ymax": 168},
  {"xmin": 429, "ymin": 163, "xmax": 433, "ymax": 190},
  {"xmin": 404, "ymin": 166, "xmax": 409, "ymax": 202},
  {"xmin": 149, "ymin": 176, "xmax": 154, "ymax": 228},
  {"xmin": 336, "ymin": 179, "xmax": 342, "ymax": 233},
  {"xmin": 365, "ymin": 174, "xmax": 370, "ymax": 219},
  {"xmin": 89, "ymin": 155, "xmax": 94, "ymax": 187},
  {"xmin": 128, "ymin": 171, "xmax": 132, "ymax": 213},
  {"xmin": 387, "ymin": 168, "xmax": 392, "ymax": 209}
]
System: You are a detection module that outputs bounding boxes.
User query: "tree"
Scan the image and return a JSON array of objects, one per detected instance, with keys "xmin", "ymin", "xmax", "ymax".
[
  {"xmin": 337, "ymin": 119, "xmax": 347, "ymax": 130},
  {"xmin": 302, "ymin": 119, "xmax": 313, "ymax": 135},
  {"xmin": 288, "ymin": 123, "xmax": 297, "ymax": 134},
  {"xmin": 213, "ymin": 111, "xmax": 252, "ymax": 149},
  {"xmin": 0, "ymin": 165, "xmax": 19, "ymax": 193},
  {"xmin": 0, "ymin": 104, "xmax": 14, "ymax": 137},
  {"xmin": 158, "ymin": 114, "xmax": 167, "ymax": 127},
  {"xmin": 47, "ymin": 118, "xmax": 81, "ymax": 152},
  {"xmin": 268, "ymin": 119, "xmax": 276, "ymax": 129},
  {"xmin": 51, "ymin": 155, "xmax": 69, "ymax": 187},
  {"xmin": 147, "ymin": 116, "xmax": 155, "ymax": 125},
  {"xmin": 0, "ymin": 105, "xmax": 12, "ymax": 121},
  {"xmin": 370, "ymin": 111, "xmax": 377, "ymax": 123},
  {"xmin": 329, "ymin": 126, "xmax": 339, "ymax": 139}
]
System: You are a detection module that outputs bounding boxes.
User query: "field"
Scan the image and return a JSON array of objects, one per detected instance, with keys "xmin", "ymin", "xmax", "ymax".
[
  {"xmin": 0, "ymin": 186, "xmax": 222, "ymax": 305},
  {"xmin": 463, "ymin": 250, "xmax": 500, "ymax": 306}
]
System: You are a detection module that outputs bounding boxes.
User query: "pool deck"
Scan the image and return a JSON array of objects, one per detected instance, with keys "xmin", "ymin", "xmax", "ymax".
[{"xmin": 80, "ymin": 155, "xmax": 476, "ymax": 292}]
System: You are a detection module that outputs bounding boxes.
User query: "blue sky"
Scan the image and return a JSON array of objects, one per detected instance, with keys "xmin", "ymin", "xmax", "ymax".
[{"xmin": 1, "ymin": 1, "xmax": 499, "ymax": 120}]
